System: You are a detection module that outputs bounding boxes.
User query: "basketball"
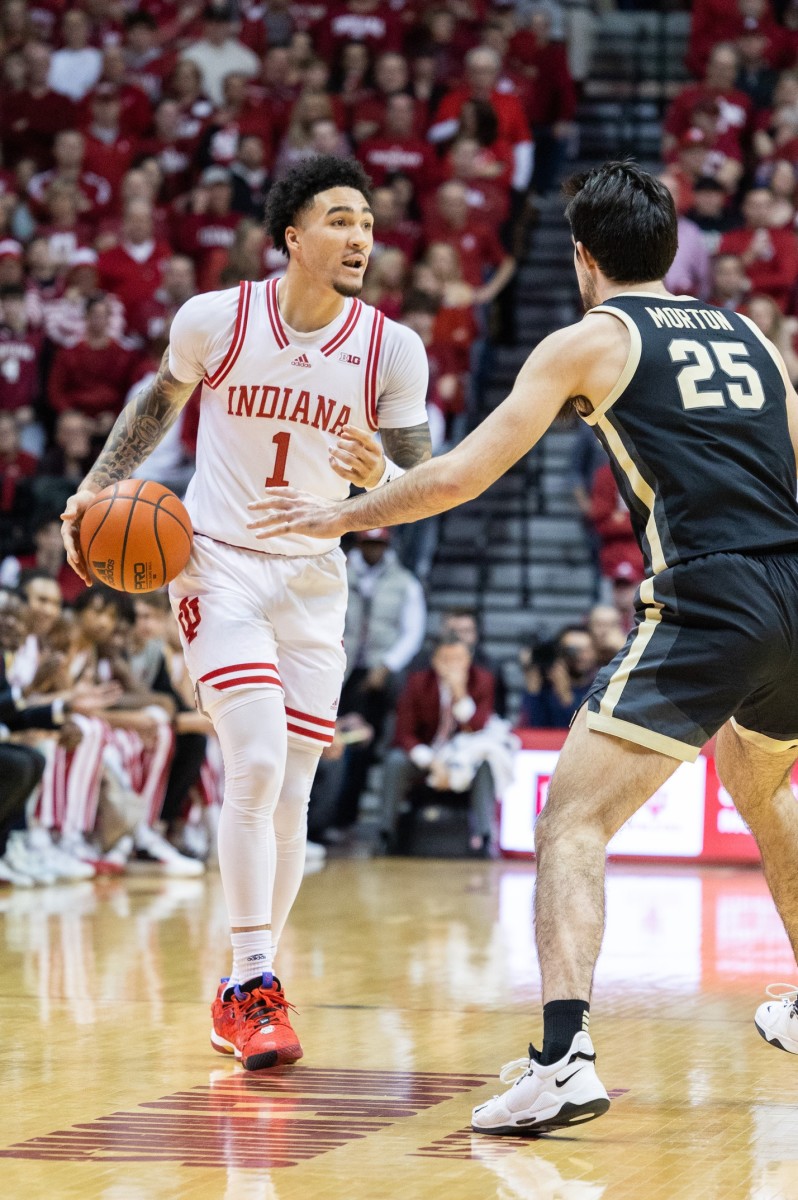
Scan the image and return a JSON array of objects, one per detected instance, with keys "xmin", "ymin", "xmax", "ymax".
[{"xmin": 79, "ymin": 479, "xmax": 193, "ymax": 593}]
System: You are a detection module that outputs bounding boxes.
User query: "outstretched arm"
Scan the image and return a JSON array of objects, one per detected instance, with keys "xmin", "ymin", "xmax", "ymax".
[
  {"xmin": 61, "ymin": 347, "xmax": 199, "ymax": 582},
  {"xmin": 248, "ymin": 317, "xmax": 625, "ymax": 541}
]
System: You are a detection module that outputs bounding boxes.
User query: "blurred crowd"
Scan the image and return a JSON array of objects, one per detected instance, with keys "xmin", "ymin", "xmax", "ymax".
[
  {"xmin": 0, "ymin": 0, "xmax": 591, "ymax": 579},
  {"xmin": 661, "ymin": 0, "xmax": 798, "ymax": 357}
]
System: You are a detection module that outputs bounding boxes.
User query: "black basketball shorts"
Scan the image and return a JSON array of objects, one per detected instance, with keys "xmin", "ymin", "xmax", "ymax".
[{"xmin": 583, "ymin": 549, "xmax": 798, "ymax": 761}]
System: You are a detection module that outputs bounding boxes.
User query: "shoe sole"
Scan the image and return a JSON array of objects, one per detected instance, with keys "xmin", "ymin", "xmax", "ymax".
[
  {"xmin": 755, "ymin": 1019, "xmax": 798, "ymax": 1054},
  {"xmin": 472, "ymin": 1097, "xmax": 611, "ymax": 1137},
  {"xmin": 210, "ymin": 1028, "xmax": 303, "ymax": 1070}
]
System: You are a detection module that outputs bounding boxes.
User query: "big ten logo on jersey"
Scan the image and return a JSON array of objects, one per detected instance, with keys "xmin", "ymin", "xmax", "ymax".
[{"xmin": 178, "ymin": 596, "xmax": 201, "ymax": 644}]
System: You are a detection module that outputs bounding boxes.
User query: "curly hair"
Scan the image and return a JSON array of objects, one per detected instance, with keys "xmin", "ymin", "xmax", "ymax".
[{"xmin": 265, "ymin": 155, "xmax": 373, "ymax": 255}]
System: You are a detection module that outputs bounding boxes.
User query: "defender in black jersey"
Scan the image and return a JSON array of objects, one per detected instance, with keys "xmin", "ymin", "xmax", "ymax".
[{"xmin": 248, "ymin": 161, "xmax": 798, "ymax": 1135}]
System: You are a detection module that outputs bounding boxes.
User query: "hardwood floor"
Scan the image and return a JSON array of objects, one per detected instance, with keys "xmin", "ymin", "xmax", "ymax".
[{"xmin": 1, "ymin": 858, "xmax": 796, "ymax": 1199}]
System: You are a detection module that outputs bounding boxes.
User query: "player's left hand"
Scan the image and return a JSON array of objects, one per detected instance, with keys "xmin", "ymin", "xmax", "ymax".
[
  {"xmin": 247, "ymin": 489, "xmax": 346, "ymax": 540},
  {"xmin": 328, "ymin": 425, "xmax": 383, "ymax": 488}
]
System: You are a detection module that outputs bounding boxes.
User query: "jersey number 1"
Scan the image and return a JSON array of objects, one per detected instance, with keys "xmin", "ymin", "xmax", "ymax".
[
  {"xmin": 668, "ymin": 339, "xmax": 766, "ymax": 411},
  {"xmin": 265, "ymin": 431, "xmax": 291, "ymax": 487}
]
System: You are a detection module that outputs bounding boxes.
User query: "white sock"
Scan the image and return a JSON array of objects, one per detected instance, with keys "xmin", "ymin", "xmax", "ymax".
[{"xmin": 230, "ymin": 928, "xmax": 274, "ymax": 989}]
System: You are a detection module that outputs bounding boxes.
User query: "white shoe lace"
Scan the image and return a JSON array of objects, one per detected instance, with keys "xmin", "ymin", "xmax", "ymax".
[
  {"xmin": 765, "ymin": 982, "xmax": 798, "ymax": 1010},
  {"xmin": 498, "ymin": 1056, "xmax": 533, "ymax": 1086}
]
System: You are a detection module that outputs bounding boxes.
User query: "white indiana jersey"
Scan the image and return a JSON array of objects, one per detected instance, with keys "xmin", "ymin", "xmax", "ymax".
[{"xmin": 168, "ymin": 278, "xmax": 429, "ymax": 556}]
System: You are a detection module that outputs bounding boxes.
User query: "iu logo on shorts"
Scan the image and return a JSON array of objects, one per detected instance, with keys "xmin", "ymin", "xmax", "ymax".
[{"xmin": 178, "ymin": 596, "xmax": 201, "ymax": 644}]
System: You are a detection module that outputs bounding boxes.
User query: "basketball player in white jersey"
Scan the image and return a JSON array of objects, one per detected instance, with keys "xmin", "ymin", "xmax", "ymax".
[{"xmin": 61, "ymin": 156, "xmax": 431, "ymax": 1070}]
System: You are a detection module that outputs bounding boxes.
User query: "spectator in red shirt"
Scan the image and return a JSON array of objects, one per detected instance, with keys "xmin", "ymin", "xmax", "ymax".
[
  {"xmin": 36, "ymin": 182, "xmax": 93, "ymax": 272},
  {"xmin": 97, "ymin": 199, "xmax": 172, "ymax": 326},
  {"xmin": 371, "ymin": 185, "xmax": 421, "ymax": 261},
  {"xmin": 124, "ymin": 11, "xmax": 178, "ymax": 105},
  {"xmin": 0, "ymin": 513, "xmax": 86, "ymax": 604},
  {"xmin": 0, "ymin": 285, "xmax": 43, "ymax": 434},
  {"xmin": 351, "ymin": 52, "xmax": 425, "ymax": 145},
  {"xmin": 329, "ymin": 40, "xmax": 377, "ymax": 128},
  {"xmin": 138, "ymin": 99, "xmax": 196, "ymax": 202},
  {"xmin": 508, "ymin": 10, "xmax": 577, "ymax": 196},
  {"xmin": 0, "ymin": 411, "xmax": 38, "ymax": 517},
  {"xmin": 423, "ymin": 180, "xmax": 515, "ymax": 298},
  {"xmin": 718, "ymin": 186, "xmax": 798, "ymax": 310},
  {"xmin": 1, "ymin": 42, "xmax": 76, "ymax": 167},
  {"xmin": 47, "ymin": 293, "xmax": 137, "ymax": 435},
  {"xmin": 82, "ymin": 85, "xmax": 139, "ymax": 198},
  {"xmin": 663, "ymin": 43, "xmax": 752, "ymax": 160},
  {"xmin": 382, "ymin": 632, "xmax": 496, "ymax": 854},
  {"xmin": 166, "ymin": 58, "xmax": 215, "ymax": 142},
  {"xmin": 315, "ymin": 0, "xmax": 403, "ymax": 64},
  {"xmin": 428, "ymin": 45, "xmax": 533, "ymax": 195},
  {"xmin": 43, "ymin": 248, "xmax": 126, "ymax": 350},
  {"xmin": 710, "ymin": 252, "xmax": 752, "ymax": 309},
  {"xmin": 27, "ymin": 129, "xmax": 112, "ymax": 221},
  {"xmin": 416, "ymin": 242, "xmax": 480, "ymax": 374},
  {"xmin": 200, "ymin": 71, "xmax": 274, "ymax": 169},
  {"xmin": 172, "ymin": 166, "xmax": 241, "ymax": 291},
  {"xmin": 358, "ymin": 93, "xmax": 440, "ymax": 199},
  {"xmin": 84, "ymin": 45, "xmax": 152, "ymax": 140},
  {"xmin": 442, "ymin": 137, "xmax": 509, "ymax": 225},
  {"xmin": 0, "ymin": 241, "xmax": 24, "ymax": 290},
  {"xmin": 362, "ymin": 246, "xmax": 408, "ymax": 322},
  {"xmin": 400, "ymin": 289, "xmax": 466, "ymax": 443},
  {"xmin": 589, "ymin": 464, "xmax": 645, "ymax": 588},
  {"xmin": 229, "ymin": 135, "xmax": 270, "ymax": 220},
  {"xmin": 133, "ymin": 254, "xmax": 196, "ymax": 345}
]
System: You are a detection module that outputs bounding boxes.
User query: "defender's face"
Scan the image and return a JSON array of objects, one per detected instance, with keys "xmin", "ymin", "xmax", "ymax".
[{"xmin": 288, "ymin": 186, "xmax": 373, "ymax": 297}]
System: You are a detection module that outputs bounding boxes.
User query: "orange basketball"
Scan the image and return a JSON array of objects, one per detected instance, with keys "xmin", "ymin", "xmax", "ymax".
[{"xmin": 79, "ymin": 479, "xmax": 193, "ymax": 593}]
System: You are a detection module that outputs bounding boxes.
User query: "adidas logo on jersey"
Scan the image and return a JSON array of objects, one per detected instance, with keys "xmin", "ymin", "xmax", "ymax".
[{"xmin": 291, "ymin": 352, "xmax": 311, "ymax": 368}]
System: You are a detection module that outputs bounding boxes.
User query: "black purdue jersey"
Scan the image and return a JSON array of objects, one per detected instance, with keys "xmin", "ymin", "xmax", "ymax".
[{"xmin": 582, "ymin": 292, "xmax": 798, "ymax": 575}]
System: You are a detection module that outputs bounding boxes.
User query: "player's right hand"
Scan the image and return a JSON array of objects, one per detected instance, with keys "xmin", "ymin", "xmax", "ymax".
[{"xmin": 61, "ymin": 487, "xmax": 100, "ymax": 585}]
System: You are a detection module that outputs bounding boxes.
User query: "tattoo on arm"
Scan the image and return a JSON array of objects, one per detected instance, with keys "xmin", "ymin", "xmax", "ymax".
[
  {"xmin": 84, "ymin": 348, "xmax": 197, "ymax": 490},
  {"xmin": 380, "ymin": 422, "xmax": 432, "ymax": 469}
]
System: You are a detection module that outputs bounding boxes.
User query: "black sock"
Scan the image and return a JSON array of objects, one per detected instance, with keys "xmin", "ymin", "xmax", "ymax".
[{"xmin": 539, "ymin": 999, "xmax": 590, "ymax": 1065}]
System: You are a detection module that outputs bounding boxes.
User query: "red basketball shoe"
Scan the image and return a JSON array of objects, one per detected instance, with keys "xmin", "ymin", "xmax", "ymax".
[{"xmin": 210, "ymin": 974, "xmax": 303, "ymax": 1070}]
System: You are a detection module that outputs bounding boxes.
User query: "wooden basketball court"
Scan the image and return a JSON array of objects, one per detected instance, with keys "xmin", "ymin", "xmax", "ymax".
[{"xmin": 2, "ymin": 858, "xmax": 797, "ymax": 1200}]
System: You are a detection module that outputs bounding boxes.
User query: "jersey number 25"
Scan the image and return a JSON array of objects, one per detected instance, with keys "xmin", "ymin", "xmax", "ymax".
[{"xmin": 668, "ymin": 339, "xmax": 765, "ymax": 411}]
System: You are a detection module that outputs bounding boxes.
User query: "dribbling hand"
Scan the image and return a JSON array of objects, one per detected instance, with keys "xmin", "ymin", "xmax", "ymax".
[{"xmin": 61, "ymin": 487, "xmax": 100, "ymax": 585}]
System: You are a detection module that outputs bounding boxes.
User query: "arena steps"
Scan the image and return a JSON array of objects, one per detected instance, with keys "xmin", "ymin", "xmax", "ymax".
[{"xmin": 423, "ymin": 9, "xmax": 690, "ymax": 717}]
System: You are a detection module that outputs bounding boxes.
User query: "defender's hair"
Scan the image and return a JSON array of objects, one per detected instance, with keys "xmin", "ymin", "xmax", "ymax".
[
  {"xmin": 563, "ymin": 160, "xmax": 678, "ymax": 284},
  {"xmin": 265, "ymin": 156, "xmax": 373, "ymax": 255}
]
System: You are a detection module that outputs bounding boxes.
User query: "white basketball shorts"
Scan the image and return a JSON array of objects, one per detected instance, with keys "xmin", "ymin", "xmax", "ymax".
[{"xmin": 169, "ymin": 534, "xmax": 347, "ymax": 752}]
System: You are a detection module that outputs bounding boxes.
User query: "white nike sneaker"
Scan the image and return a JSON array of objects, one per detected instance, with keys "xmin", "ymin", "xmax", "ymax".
[
  {"xmin": 471, "ymin": 1032, "xmax": 610, "ymax": 1136},
  {"xmin": 755, "ymin": 983, "xmax": 798, "ymax": 1053},
  {"xmin": 4, "ymin": 831, "xmax": 56, "ymax": 885}
]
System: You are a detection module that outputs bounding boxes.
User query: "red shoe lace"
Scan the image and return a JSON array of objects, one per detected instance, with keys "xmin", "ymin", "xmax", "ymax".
[{"xmin": 237, "ymin": 982, "xmax": 298, "ymax": 1031}]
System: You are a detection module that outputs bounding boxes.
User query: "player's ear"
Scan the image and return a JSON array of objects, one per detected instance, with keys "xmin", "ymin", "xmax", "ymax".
[
  {"xmin": 574, "ymin": 240, "xmax": 596, "ymax": 270},
  {"xmin": 285, "ymin": 224, "xmax": 300, "ymax": 254}
]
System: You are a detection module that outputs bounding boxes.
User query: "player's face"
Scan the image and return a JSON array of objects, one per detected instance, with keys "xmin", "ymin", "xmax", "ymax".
[{"xmin": 291, "ymin": 187, "xmax": 373, "ymax": 297}]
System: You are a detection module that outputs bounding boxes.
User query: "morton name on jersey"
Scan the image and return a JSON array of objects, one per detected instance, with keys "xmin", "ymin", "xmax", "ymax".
[{"xmin": 168, "ymin": 278, "xmax": 429, "ymax": 557}]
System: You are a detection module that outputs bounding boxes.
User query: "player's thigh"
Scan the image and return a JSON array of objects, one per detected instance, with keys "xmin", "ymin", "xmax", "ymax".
[
  {"xmin": 169, "ymin": 536, "xmax": 283, "ymax": 702},
  {"xmin": 715, "ymin": 719, "xmax": 798, "ymax": 810},
  {"xmin": 273, "ymin": 550, "xmax": 348, "ymax": 753},
  {"xmin": 539, "ymin": 706, "xmax": 680, "ymax": 846}
]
